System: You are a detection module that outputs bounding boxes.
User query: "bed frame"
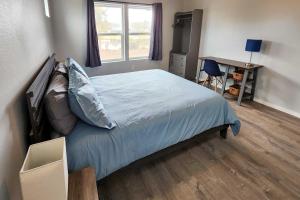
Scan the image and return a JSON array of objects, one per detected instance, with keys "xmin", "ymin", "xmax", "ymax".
[
  {"xmin": 25, "ymin": 54, "xmax": 229, "ymax": 166},
  {"xmin": 26, "ymin": 54, "xmax": 56, "ymax": 144},
  {"xmin": 108, "ymin": 124, "xmax": 228, "ymax": 178}
]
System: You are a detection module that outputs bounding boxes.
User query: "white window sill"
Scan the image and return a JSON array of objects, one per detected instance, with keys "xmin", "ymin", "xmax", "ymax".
[{"xmin": 102, "ymin": 58, "xmax": 153, "ymax": 64}]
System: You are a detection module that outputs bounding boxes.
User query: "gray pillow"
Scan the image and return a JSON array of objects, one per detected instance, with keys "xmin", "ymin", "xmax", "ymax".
[
  {"xmin": 44, "ymin": 74, "xmax": 77, "ymax": 135},
  {"xmin": 54, "ymin": 62, "xmax": 68, "ymax": 78}
]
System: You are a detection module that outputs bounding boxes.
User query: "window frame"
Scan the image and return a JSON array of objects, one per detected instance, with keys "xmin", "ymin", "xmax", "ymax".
[{"xmin": 95, "ymin": 2, "xmax": 153, "ymax": 63}]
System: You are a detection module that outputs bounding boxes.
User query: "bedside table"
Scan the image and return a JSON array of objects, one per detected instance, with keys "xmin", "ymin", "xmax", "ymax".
[{"xmin": 68, "ymin": 167, "xmax": 99, "ymax": 200}]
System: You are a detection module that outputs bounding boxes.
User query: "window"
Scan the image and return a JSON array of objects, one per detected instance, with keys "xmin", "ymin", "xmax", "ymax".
[{"xmin": 95, "ymin": 2, "xmax": 153, "ymax": 62}]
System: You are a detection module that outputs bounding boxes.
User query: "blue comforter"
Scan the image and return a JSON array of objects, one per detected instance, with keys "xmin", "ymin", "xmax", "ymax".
[{"xmin": 66, "ymin": 69, "xmax": 240, "ymax": 180}]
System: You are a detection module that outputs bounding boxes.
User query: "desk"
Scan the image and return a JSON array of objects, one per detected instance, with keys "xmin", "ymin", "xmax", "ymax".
[{"xmin": 198, "ymin": 56, "xmax": 263, "ymax": 105}]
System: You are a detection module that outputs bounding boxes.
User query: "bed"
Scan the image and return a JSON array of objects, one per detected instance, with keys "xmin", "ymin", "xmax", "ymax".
[{"xmin": 26, "ymin": 55, "xmax": 240, "ymax": 181}]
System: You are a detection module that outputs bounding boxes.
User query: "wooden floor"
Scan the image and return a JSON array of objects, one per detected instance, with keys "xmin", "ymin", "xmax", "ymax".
[{"xmin": 98, "ymin": 101, "xmax": 300, "ymax": 200}]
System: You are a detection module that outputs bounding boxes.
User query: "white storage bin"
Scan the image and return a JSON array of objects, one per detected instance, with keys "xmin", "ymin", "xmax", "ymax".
[{"xmin": 19, "ymin": 137, "xmax": 68, "ymax": 200}]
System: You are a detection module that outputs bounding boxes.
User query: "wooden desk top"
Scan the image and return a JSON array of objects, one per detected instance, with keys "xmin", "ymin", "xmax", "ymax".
[
  {"xmin": 68, "ymin": 167, "xmax": 99, "ymax": 200},
  {"xmin": 199, "ymin": 56, "xmax": 263, "ymax": 69}
]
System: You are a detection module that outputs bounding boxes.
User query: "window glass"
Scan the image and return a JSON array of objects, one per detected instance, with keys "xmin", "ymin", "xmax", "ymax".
[
  {"xmin": 95, "ymin": 4, "xmax": 123, "ymax": 34},
  {"xmin": 95, "ymin": 4, "xmax": 123, "ymax": 61},
  {"xmin": 128, "ymin": 7, "xmax": 152, "ymax": 33},
  {"xmin": 129, "ymin": 35, "xmax": 151, "ymax": 59},
  {"xmin": 128, "ymin": 6, "xmax": 152, "ymax": 59},
  {"xmin": 98, "ymin": 35, "xmax": 123, "ymax": 61}
]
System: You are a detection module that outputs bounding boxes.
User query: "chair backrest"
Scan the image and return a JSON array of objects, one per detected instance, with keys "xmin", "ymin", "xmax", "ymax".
[{"xmin": 203, "ymin": 59, "xmax": 222, "ymax": 76}]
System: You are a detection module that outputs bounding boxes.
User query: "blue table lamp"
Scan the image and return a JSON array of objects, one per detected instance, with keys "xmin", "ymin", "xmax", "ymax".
[{"xmin": 245, "ymin": 39, "xmax": 262, "ymax": 63}]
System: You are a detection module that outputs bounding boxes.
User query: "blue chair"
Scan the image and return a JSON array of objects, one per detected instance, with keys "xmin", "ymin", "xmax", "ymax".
[{"xmin": 202, "ymin": 59, "xmax": 225, "ymax": 91}]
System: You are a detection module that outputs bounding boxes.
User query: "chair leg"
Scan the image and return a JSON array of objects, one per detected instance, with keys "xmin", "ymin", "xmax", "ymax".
[
  {"xmin": 203, "ymin": 76, "xmax": 211, "ymax": 88},
  {"xmin": 215, "ymin": 77, "xmax": 224, "ymax": 93},
  {"xmin": 208, "ymin": 76, "xmax": 213, "ymax": 89},
  {"xmin": 219, "ymin": 77, "xmax": 224, "ymax": 85},
  {"xmin": 202, "ymin": 77, "xmax": 208, "ymax": 86},
  {"xmin": 215, "ymin": 77, "xmax": 218, "ymax": 92}
]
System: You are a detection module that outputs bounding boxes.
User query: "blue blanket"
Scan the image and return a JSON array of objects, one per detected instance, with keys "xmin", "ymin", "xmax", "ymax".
[{"xmin": 66, "ymin": 70, "xmax": 240, "ymax": 180}]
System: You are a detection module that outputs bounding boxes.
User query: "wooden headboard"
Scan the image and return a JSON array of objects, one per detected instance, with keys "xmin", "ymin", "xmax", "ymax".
[{"xmin": 26, "ymin": 54, "xmax": 56, "ymax": 144}]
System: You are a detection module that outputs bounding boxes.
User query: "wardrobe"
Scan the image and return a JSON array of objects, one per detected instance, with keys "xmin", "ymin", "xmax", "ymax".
[{"xmin": 169, "ymin": 9, "xmax": 203, "ymax": 81}]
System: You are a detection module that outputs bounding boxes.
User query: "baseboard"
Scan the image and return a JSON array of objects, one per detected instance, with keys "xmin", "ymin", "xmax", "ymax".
[{"xmin": 254, "ymin": 98, "xmax": 300, "ymax": 119}]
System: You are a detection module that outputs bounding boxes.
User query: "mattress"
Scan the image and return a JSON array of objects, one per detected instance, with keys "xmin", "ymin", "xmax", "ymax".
[{"xmin": 66, "ymin": 69, "xmax": 240, "ymax": 180}]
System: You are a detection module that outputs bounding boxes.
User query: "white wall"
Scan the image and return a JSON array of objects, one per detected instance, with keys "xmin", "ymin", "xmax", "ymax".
[
  {"xmin": 183, "ymin": 0, "xmax": 300, "ymax": 117},
  {"xmin": 51, "ymin": 0, "xmax": 183, "ymax": 76},
  {"xmin": 0, "ymin": 0, "xmax": 54, "ymax": 199}
]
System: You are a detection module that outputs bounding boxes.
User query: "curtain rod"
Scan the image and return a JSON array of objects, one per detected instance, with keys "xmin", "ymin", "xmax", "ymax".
[{"xmin": 94, "ymin": 0, "xmax": 156, "ymax": 6}]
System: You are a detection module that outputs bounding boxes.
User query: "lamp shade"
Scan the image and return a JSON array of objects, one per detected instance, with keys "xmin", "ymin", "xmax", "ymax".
[
  {"xmin": 20, "ymin": 138, "xmax": 68, "ymax": 200},
  {"xmin": 245, "ymin": 39, "xmax": 262, "ymax": 52}
]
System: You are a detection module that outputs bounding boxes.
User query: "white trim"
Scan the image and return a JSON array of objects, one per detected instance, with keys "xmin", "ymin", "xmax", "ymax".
[
  {"xmin": 254, "ymin": 98, "xmax": 300, "ymax": 119},
  {"xmin": 44, "ymin": 0, "xmax": 50, "ymax": 18},
  {"xmin": 101, "ymin": 58, "xmax": 152, "ymax": 66},
  {"xmin": 95, "ymin": 1, "xmax": 123, "ymax": 7},
  {"xmin": 128, "ymin": 4, "xmax": 152, "ymax": 10},
  {"xmin": 129, "ymin": 57, "xmax": 149, "ymax": 61},
  {"xmin": 102, "ymin": 58, "xmax": 124, "ymax": 63}
]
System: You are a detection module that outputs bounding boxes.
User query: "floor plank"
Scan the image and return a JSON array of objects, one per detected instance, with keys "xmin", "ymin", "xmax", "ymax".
[{"xmin": 98, "ymin": 101, "xmax": 300, "ymax": 200}]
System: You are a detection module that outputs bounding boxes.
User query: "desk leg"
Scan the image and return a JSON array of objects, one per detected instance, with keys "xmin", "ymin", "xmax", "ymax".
[
  {"xmin": 221, "ymin": 66, "xmax": 230, "ymax": 95},
  {"xmin": 250, "ymin": 68, "xmax": 258, "ymax": 101},
  {"xmin": 237, "ymin": 69, "xmax": 249, "ymax": 106}
]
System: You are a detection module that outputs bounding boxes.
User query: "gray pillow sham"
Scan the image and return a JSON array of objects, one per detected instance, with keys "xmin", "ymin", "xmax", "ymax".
[
  {"xmin": 54, "ymin": 62, "xmax": 68, "ymax": 78},
  {"xmin": 44, "ymin": 74, "xmax": 77, "ymax": 135}
]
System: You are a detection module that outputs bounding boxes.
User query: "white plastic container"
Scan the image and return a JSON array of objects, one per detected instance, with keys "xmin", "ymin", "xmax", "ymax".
[{"xmin": 19, "ymin": 137, "xmax": 68, "ymax": 200}]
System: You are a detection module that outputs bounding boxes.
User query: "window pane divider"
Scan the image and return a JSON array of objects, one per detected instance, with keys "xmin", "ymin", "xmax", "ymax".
[
  {"xmin": 128, "ymin": 33, "xmax": 151, "ymax": 35},
  {"xmin": 124, "ymin": 4, "xmax": 129, "ymax": 61}
]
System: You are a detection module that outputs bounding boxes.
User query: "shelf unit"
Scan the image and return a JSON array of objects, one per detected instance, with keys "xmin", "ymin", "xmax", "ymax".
[
  {"xmin": 169, "ymin": 10, "xmax": 203, "ymax": 80},
  {"xmin": 222, "ymin": 67, "xmax": 259, "ymax": 105}
]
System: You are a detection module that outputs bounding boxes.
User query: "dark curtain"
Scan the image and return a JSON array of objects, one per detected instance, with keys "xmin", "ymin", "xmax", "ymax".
[
  {"xmin": 149, "ymin": 3, "xmax": 163, "ymax": 60},
  {"xmin": 86, "ymin": 0, "xmax": 101, "ymax": 67}
]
